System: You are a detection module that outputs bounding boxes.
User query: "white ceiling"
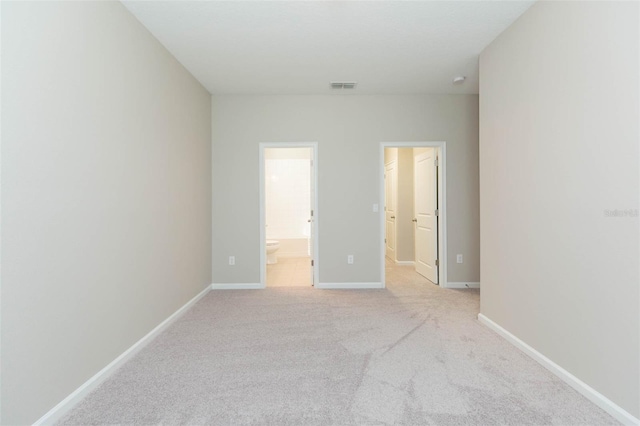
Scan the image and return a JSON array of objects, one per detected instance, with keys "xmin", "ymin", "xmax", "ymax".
[{"xmin": 122, "ymin": 1, "xmax": 535, "ymax": 95}]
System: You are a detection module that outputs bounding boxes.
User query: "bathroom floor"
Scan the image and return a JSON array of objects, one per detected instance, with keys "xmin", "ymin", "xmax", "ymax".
[{"xmin": 266, "ymin": 257, "xmax": 312, "ymax": 287}]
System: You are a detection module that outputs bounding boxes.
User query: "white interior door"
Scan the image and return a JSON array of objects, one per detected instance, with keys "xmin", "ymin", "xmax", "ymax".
[
  {"xmin": 309, "ymin": 149, "xmax": 315, "ymax": 286},
  {"xmin": 385, "ymin": 161, "xmax": 397, "ymax": 261},
  {"xmin": 414, "ymin": 149, "xmax": 438, "ymax": 283}
]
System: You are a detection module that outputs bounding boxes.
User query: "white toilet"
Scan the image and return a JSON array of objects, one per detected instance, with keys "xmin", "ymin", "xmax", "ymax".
[{"xmin": 266, "ymin": 240, "xmax": 280, "ymax": 264}]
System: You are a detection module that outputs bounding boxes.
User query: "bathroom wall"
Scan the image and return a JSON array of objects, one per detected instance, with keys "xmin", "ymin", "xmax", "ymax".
[
  {"xmin": 212, "ymin": 95, "xmax": 479, "ymax": 285},
  {"xmin": 265, "ymin": 148, "xmax": 311, "ymax": 257}
]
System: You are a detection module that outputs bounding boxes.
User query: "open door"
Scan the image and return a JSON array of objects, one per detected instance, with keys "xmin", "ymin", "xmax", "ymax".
[
  {"xmin": 414, "ymin": 149, "xmax": 438, "ymax": 284},
  {"xmin": 384, "ymin": 161, "xmax": 397, "ymax": 261}
]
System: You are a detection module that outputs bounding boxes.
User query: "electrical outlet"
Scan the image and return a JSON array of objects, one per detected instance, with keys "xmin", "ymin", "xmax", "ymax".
[
  {"xmin": 456, "ymin": 254, "xmax": 463, "ymax": 264},
  {"xmin": 372, "ymin": 204, "xmax": 379, "ymax": 212},
  {"xmin": 347, "ymin": 255, "xmax": 354, "ymax": 264},
  {"xmin": 229, "ymin": 256, "xmax": 235, "ymax": 266}
]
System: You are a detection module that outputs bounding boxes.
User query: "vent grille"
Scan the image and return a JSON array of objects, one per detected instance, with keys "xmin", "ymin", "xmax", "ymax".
[{"xmin": 330, "ymin": 81, "xmax": 357, "ymax": 90}]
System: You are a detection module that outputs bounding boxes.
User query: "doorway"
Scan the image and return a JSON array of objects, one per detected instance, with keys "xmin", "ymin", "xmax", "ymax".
[
  {"xmin": 380, "ymin": 142, "xmax": 447, "ymax": 288},
  {"xmin": 259, "ymin": 143, "xmax": 318, "ymax": 288}
]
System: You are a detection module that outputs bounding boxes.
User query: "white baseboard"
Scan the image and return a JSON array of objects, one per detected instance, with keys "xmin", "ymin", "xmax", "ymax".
[
  {"xmin": 394, "ymin": 261, "xmax": 415, "ymax": 265},
  {"xmin": 446, "ymin": 281, "xmax": 480, "ymax": 289},
  {"xmin": 211, "ymin": 283, "xmax": 264, "ymax": 290},
  {"xmin": 33, "ymin": 284, "xmax": 211, "ymax": 425},
  {"xmin": 316, "ymin": 282, "xmax": 384, "ymax": 289},
  {"xmin": 478, "ymin": 314, "xmax": 639, "ymax": 426}
]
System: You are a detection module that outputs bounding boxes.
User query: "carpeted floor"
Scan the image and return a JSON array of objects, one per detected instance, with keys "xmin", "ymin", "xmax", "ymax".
[{"xmin": 58, "ymin": 262, "xmax": 617, "ymax": 425}]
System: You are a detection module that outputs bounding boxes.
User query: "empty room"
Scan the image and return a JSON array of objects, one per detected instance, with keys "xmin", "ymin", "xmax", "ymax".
[{"xmin": 1, "ymin": 1, "xmax": 638, "ymax": 425}]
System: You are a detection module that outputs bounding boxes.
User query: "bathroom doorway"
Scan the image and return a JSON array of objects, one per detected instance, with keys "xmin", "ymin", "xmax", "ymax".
[
  {"xmin": 380, "ymin": 142, "xmax": 447, "ymax": 288},
  {"xmin": 259, "ymin": 143, "xmax": 318, "ymax": 288}
]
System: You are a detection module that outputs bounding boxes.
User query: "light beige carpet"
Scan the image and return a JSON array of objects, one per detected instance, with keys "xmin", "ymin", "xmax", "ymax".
[{"xmin": 58, "ymin": 263, "xmax": 617, "ymax": 425}]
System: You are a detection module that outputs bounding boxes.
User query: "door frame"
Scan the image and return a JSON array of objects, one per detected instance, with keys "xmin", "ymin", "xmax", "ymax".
[
  {"xmin": 379, "ymin": 141, "xmax": 448, "ymax": 288},
  {"xmin": 259, "ymin": 142, "xmax": 319, "ymax": 288}
]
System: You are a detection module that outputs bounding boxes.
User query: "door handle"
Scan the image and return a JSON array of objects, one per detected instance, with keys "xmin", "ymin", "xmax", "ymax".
[
  {"xmin": 412, "ymin": 218, "xmax": 417, "ymax": 222},
  {"xmin": 390, "ymin": 216, "xmax": 395, "ymax": 219}
]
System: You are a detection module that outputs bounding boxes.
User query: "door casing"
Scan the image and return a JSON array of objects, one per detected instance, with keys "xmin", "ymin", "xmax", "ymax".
[{"xmin": 379, "ymin": 141, "xmax": 447, "ymax": 288}]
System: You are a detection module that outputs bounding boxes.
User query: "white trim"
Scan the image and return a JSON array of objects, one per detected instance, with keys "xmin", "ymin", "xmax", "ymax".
[
  {"xmin": 315, "ymin": 282, "xmax": 384, "ymax": 289},
  {"xmin": 259, "ymin": 142, "xmax": 319, "ymax": 288},
  {"xmin": 478, "ymin": 314, "xmax": 639, "ymax": 426},
  {"xmin": 33, "ymin": 285, "xmax": 211, "ymax": 425},
  {"xmin": 394, "ymin": 260, "xmax": 415, "ymax": 265},
  {"xmin": 447, "ymin": 282, "xmax": 480, "ymax": 289},
  {"xmin": 211, "ymin": 283, "xmax": 263, "ymax": 290},
  {"xmin": 380, "ymin": 142, "xmax": 448, "ymax": 288}
]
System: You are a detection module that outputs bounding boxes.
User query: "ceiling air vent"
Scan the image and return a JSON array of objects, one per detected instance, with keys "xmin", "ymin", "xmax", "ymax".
[{"xmin": 330, "ymin": 81, "xmax": 358, "ymax": 90}]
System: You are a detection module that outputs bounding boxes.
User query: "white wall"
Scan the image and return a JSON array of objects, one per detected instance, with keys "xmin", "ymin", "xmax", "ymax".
[
  {"xmin": 1, "ymin": 2, "xmax": 212, "ymax": 423},
  {"xmin": 480, "ymin": 1, "xmax": 639, "ymax": 418},
  {"xmin": 265, "ymin": 148, "xmax": 311, "ymax": 240},
  {"xmin": 212, "ymin": 95, "xmax": 479, "ymax": 285}
]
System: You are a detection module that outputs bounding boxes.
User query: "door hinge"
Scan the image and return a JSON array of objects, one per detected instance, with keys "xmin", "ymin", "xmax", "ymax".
[
  {"xmin": 435, "ymin": 259, "xmax": 439, "ymax": 267},
  {"xmin": 384, "ymin": 238, "xmax": 387, "ymax": 243},
  {"xmin": 435, "ymin": 209, "xmax": 439, "ymax": 216},
  {"xmin": 310, "ymin": 210, "xmax": 314, "ymax": 217},
  {"xmin": 311, "ymin": 259, "xmax": 314, "ymax": 266}
]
